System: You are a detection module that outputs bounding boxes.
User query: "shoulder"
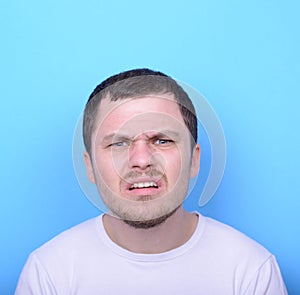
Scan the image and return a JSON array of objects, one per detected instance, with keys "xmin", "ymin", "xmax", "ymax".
[
  {"xmin": 197, "ymin": 213, "xmax": 272, "ymax": 264},
  {"xmin": 32, "ymin": 215, "xmax": 104, "ymax": 261},
  {"xmin": 189, "ymin": 213, "xmax": 287, "ymax": 294},
  {"xmin": 15, "ymin": 216, "xmax": 105, "ymax": 294}
]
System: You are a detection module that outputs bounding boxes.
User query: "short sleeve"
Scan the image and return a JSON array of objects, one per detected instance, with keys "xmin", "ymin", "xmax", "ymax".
[
  {"xmin": 244, "ymin": 255, "xmax": 288, "ymax": 295},
  {"xmin": 14, "ymin": 253, "xmax": 56, "ymax": 295}
]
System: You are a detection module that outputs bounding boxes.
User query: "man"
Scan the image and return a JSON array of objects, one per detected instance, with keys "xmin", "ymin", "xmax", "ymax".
[{"xmin": 15, "ymin": 69, "xmax": 287, "ymax": 294}]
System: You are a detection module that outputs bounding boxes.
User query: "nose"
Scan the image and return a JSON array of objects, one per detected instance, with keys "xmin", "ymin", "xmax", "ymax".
[{"xmin": 128, "ymin": 139, "xmax": 153, "ymax": 170}]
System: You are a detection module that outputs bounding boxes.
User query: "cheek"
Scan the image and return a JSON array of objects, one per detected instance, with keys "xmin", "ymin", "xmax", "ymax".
[
  {"xmin": 171, "ymin": 149, "xmax": 192, "ymax": 180},
  {"xmin": 164, "ymin": 150, "xmax": 184, "ymax": 179},
  {"xmin": 94, "ymin": 150, "xmax": 128, "ymax": 184},
  {"xmin": 94, "ymin": 152, "xmax": 116, "ymax": 180}
]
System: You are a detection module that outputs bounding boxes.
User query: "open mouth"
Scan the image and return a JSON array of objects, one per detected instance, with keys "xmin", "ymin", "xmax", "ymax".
[{"xmin": 129, "ymin": 181, "xmax": 159, "ymax": 191}]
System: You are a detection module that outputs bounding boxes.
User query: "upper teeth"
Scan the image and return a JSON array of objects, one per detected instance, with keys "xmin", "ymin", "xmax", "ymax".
[{"xmin": 130, "ymin": 181, "xmax": 158, "ymax": 189}]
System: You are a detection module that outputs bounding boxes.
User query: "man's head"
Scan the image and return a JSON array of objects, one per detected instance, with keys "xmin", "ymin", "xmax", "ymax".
[
  {"xmin": 83, "ymin": 69, "xmax": 200, "ymax": 228},
  {"xmin": 83, "ymin": 69, "xmax": 198, "ymax": 156}
]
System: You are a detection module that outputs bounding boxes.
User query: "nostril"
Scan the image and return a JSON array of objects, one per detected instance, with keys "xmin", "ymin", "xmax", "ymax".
[{"xmin": 128, "ymin": 141, "xmax": 153, "ymax": 169}]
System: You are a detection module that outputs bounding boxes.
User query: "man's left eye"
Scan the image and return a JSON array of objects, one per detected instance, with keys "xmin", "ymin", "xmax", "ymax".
[{"xmin": 155, "ymin": 139, "xmax": 173, "ymax": 145}]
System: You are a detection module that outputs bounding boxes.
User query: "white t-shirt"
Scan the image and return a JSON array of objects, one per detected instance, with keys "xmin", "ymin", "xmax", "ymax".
[{"xmin": 15, "ymin": 213, "xmax": 287, "ymax": 294}]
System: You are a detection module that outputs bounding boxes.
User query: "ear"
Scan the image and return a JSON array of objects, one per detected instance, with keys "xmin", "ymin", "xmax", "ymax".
[
  {"xmin": 190, "ymin": 144, "xmax": 201, "ymax": 178},
  {"xmin": 84, "ymin": 151, "xmax": 96, "ymax": 183}
]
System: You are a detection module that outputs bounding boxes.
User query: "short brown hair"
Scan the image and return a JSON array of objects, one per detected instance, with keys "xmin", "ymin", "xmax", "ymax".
[{"xmin": 83, "ymin": 68, "xmax": 197, "ymax": 155}]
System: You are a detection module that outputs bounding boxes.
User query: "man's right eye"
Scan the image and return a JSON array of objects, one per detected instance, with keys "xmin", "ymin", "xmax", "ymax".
[{"xmin": 110, "ymin": 141, "xmax": 129, "ymax": 147}]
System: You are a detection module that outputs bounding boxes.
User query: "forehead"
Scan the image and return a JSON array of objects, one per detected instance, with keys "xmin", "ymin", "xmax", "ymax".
[{"xmin": 94, "ymin": 95, "xmax": 186, "ymax": 136}]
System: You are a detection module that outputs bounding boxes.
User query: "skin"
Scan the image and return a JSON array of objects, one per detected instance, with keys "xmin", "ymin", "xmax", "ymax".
[{"xmin": 84, "ymin": 94, "xmax": 200, "ymax": 253}]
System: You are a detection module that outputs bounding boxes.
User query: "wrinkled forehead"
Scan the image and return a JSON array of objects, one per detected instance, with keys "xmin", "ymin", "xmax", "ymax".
[{"xmin": 93, "ymin": 94, "xmax": 187, "ymax": 137}]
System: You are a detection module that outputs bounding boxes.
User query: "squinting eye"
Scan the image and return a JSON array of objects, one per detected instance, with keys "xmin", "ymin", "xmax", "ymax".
[
  {"xmin": 110, "ymin": 141, "xmax": 129, "ymax": 147},
  {"xmin": 155, "ymin": 139, "xmax": 173, "ymax": 145}
]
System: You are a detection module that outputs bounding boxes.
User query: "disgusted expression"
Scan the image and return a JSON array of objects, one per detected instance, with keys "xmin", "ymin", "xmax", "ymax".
[{"xmin": 84, "ymin": 94, "xmax": 200, "ymax": 225}]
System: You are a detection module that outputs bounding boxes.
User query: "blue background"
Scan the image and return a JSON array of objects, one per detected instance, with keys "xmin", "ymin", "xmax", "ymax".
[{"xmin": 1, "ymin": 0, "xmax": 299, "ymax": 294}]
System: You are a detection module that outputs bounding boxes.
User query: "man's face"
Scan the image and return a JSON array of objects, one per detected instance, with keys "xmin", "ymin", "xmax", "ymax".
[{"xmin": 84, "ymin": 94, "xmax": 200, "ymax": 224}]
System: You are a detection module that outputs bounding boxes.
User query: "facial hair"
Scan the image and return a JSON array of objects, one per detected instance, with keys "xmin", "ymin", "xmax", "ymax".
[{"xmin": 122, "ymin": 205, "xmax": 180, "ymax": 229}]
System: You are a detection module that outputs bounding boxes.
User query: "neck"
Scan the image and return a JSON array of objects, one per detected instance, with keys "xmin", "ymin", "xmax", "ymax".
[{"xmin": 102, "ymin": 206, "xmax": 198, "ymax": 254}]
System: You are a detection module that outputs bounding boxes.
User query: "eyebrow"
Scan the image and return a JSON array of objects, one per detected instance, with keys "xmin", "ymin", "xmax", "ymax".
[
  {"xmin": 101, "ymin": 133, "xmax": 129, "ymax": 144},
  {"xmin": 149, "ymin": 130, "xmax": 181, "ymax": 140},
  {"xmin": 100, "ymin": 130, "xmax": 181, "ymax": 144}
]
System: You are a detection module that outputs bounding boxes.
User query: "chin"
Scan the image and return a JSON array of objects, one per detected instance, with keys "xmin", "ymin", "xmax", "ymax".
[
  {"xmin": 100, "ymin": 185, "xmax": 187, "ymax": 226},
  {"xmin": 122, "ymin": 205, "xmax": 181, "ymax": 229},
  {"xmin": 109, "ymin": 195, "xmax": 184, "ymax": 227}
]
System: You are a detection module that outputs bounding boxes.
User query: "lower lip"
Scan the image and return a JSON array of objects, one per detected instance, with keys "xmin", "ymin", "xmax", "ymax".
[{"xmin": 127, "ymin": 186, "xmax": 162, "ymax": 197}]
